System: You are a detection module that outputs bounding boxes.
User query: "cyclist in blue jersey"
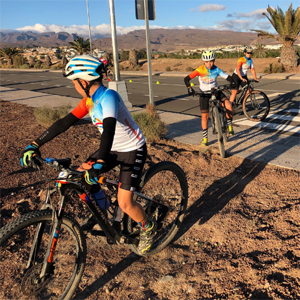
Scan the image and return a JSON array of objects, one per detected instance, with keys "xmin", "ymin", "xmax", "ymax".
[
  {"xmin": 20, "ymin": 55, "xmax": 155, "ymax": 254},
  {"xmin": 184, "ymin": 50, "xmax": 234, "ymax": 146}
]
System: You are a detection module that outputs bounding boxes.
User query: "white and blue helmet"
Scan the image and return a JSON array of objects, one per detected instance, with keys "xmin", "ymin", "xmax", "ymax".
[{"xmin": 63, "ymin": 54, "xmax": 106, "ymax": 81}]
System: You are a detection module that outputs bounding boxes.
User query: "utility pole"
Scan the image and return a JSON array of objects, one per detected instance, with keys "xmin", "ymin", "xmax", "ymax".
[
  {"xmin": 86, "ymin": 0, "xmax": 93, "ymax": 55},
  {"xmin": 108, "ymin": 0, "xmax": 132, "ymax": 107}
]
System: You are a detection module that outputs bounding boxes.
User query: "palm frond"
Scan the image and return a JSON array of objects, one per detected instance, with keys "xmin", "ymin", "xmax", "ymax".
[
  {"xmin": 291, "ymin": 6, "xmax": 300, "ymax": 36},
  {"xmin": 285, "ymin": 4, "xmax": 293, "ymax": 34}
]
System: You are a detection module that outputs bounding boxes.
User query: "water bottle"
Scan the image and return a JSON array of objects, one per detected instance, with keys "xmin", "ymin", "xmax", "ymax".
[{"xmin": 92, "ymin": 188, "xmax": 110, "ymax": 210}]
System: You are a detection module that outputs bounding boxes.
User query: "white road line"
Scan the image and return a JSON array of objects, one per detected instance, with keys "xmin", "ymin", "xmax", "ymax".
[
  {"xmin": 144, "ymin": 95, "xmax": 159, "ymax": 97},
  {"xmin": 267, "ymin": 93, "xmax": 283, "ymax": 98},
  {"xmin": 234, "ymin": 120, "xmax": 300, "ymax": 133},
  {"xmin": 171, "ymin": 97, "xmax": 190, "ymax": 101},
  {"xmin": 273, "ymin": 108, "xmax": 300, "ymax": 114},
  {"xmin": 267, "ymin": 113, "xmax": 300, "ymax": 122}
]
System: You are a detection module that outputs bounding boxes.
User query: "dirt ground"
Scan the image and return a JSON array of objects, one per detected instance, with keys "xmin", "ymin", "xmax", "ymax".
[
  {"xmin": 1, "ymin": 100, "xmax": 300, "ymax": 300},
  {"xmin": 120, "ymin": 57, "xmax": 300, "ymax": 74}
]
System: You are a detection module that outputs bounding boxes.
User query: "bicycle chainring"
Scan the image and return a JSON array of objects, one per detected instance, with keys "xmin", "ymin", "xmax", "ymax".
[{"xmin": 21, "ymin": 264, "xmax": 51, "ymax": 296}]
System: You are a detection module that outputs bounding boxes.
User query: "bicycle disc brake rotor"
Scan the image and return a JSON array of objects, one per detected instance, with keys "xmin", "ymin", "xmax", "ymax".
[{"xmin": 21, "ymin": 264, "xmax": 50, "ymax": 296}]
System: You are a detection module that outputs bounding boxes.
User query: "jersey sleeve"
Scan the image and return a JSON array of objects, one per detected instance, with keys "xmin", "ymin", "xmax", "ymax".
[
  {"xmin": 188, "ymin": 69, "xmax": 200, "ymax": 80},
  {"xmin": 217, "ymin": 67, "xmax": 228, "ymax": 79},
  {"xmin": 71, "ymin": 98, "xmax": 89, "ymax": 119},
  {"xmin": 101, "ymin": 90, "xmax": 119, "ymax": 120}
]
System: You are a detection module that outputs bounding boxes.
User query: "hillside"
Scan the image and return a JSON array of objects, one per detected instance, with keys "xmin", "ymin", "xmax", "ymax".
[{"xmin": 0, "ymin": 28, "xmax": 285, "ymax": 52}]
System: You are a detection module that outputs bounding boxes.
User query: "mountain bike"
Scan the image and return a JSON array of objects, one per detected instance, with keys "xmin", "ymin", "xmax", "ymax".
[
  {"xmin": 0, "ymin": 155, "xmax": 188, "ymax": 300},
  {"xmin": 222, "ymin": 79, "xmax": 270, "ymax": 121},
  {"xmin": 195, "ymin": 86, "xmax": 229, "ymax": 159}
]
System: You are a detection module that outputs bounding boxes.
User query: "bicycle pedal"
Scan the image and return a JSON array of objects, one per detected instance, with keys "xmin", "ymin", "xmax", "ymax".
[{"xmin": 90, "ymin": 230, "xmax": 106, "ymax": 237}]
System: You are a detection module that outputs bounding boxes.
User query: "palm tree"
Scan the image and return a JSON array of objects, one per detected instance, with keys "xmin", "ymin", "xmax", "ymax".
[
  {"xmin": 68, "ymin": 36, "xmax": 91, "ymax": 55},
  {"xmin": 254, "ymin": 43, "xmax": 267, "ymax": 58},
  {"xmin": 0, "ymin": 47, "xmax": 19, "ymax": 65},
  {"xmin": 250, "ymin": 4, "xmax": 300, "ymax": 70}
]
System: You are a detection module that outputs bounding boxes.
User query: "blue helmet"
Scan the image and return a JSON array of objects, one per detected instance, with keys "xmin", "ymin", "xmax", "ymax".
[{"xmin": 63, "ymin": 54, "xmax": 106, "ymax": 81}]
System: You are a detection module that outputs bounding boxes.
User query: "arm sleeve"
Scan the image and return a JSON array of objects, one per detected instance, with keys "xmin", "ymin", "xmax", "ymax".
[
  {"xmin": 218, "ymin": 68, "xmax": 229, "ymax": 80},
  {"xmin": 71, "ymin": 98, "xmax": 89, "ymax": 119},
  {"xmin": 34, "ymin": 112, "xmax": 80, "ymax": 147},
  {"xmin": 96, "ymin": 117, "xmax": 116, "ymax": 161},
  {"xmin": 184, "ymin": 75, "xmax": 191, "ymax": 88}
]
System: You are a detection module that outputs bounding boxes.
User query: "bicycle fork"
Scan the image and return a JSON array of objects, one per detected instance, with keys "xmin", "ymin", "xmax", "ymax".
[{"xmin": 25, "ymin": 186, "xmax": 66, "ymax": 282}]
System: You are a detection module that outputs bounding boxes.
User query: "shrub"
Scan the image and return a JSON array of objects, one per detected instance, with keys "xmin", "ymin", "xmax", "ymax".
[
  {"xmin": 20, "ymin": 64, "xmax": 30, "ymax": 69},
  {"xmin": 263, "ymin": 63, "xmax": 284, "ymax": 73},
  {"xmin": 34, "ymin": 62, "xmax": 42, "ymax": 69},
  {"xmin": 50, "ymin": 64, "xmax": 61, "ymax": 70},
  {"xmin": 13, "ymin": 55, "xmax": 27, "ymax": 68},
  {"xmin": 34, "ymin": 104, "xmax": 72, "ymax": 127},
  {"xmin": 186, "ymin": 66, "xmax": 194, "ymax": 72},
  {"xmin": 165, "ymin": 66, "xmax": 171, "ymax": 71},
  {"xmin": 132, "ymin": 103, "xmax": 167, "ymax": 142}
]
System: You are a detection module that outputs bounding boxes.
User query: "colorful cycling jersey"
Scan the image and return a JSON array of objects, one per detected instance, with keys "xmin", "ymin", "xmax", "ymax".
[
  {"xmin": 234, "ymin": 56, "xmax": 254, "ymax": 77},
  {"xmin": 71, "ymin": 84, "xmax": 145, "ymax": 152},
  {"xmin": 189, "ymin": 65, "xmax": 228, "ymax": 92}
]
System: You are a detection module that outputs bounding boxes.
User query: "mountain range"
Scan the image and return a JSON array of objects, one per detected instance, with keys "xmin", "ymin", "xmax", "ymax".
[{"xmin": 0, "ymin": 29, "xmax": 284, "ymax": 52}]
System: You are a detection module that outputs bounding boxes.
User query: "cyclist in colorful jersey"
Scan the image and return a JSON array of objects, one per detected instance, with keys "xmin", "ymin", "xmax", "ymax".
[
  {"xmin": 20, "ymin": 54, "xmax": 155, "ymax": 254},
  {"xmin": 184, "ymin": 50, "xmax": 234, "ymax": 146},
  {"xmin": 229, "ymin": 46, "xmax": 259, "ymax": 106}
]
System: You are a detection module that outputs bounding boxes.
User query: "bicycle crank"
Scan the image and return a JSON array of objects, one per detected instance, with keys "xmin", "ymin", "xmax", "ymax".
[{"xmin": 21, "ymin": 264, "xmax": 53, "ymax": 296}]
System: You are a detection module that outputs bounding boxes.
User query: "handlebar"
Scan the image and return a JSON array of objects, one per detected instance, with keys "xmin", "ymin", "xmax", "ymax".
[{"xmin": 194, "ymin": 85, "xmax": 229, "ymax": 97}]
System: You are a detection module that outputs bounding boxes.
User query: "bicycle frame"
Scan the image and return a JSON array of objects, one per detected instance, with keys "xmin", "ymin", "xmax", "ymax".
[{"xmin": 26, "ymin": 155, "xmax": 172, "ymax": 280}]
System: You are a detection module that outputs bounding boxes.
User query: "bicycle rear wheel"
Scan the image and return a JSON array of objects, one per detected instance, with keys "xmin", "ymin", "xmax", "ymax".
[
  {"xmin": 243, "ymin": 90, "xmax": 270, "ymax": 121},
  {"xmin": 0, "ymin": 210, "xmax": 86, "ymax": 300},
  {"xmin": 213, "ymin": 106, "xmax": 226, "ymax": 158},
  {"xmin": 125, "ymin": 161, "xmax": 188, "ymax": 256}
]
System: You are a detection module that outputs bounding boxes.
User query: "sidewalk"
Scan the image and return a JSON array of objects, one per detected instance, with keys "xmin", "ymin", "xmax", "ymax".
[{"xmin": 1, "ymin": 84, "xmax": 299, "ymax": 171}]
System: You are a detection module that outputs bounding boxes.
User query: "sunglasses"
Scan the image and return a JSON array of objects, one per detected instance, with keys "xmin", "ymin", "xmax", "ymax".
[{"xmin": 246, "ymin": 52, "xmax": 252, "ymax": 54}]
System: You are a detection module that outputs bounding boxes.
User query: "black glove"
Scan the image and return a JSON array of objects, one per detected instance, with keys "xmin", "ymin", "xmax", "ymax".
[
  {"xmin": 20, "ymin": 143, "xmax": 41, "ymax": 166},
  {"xmin": 188, "ymin": 87, "xmax": 195, "ymax": 96}
]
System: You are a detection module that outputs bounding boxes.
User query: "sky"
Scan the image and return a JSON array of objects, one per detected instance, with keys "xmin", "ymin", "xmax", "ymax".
[{"xmin": 0, "ymin": 0, "xmax": 293, "ymax": 38}]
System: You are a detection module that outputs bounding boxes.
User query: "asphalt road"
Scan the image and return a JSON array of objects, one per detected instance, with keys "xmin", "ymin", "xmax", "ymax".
[{"xmin": 0, "ymin": 70, "xmax": 299, "ymax": 133}]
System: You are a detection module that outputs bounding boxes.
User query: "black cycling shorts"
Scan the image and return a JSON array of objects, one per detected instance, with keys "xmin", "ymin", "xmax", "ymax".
[
  {"xmin": 231, "ymin": 73, "xmax": 248, "ymax": 90},
  {"xmin": 87, "ymin": 143, "xmax": 147, "ymax": 192},
  {"xmin": 199, "ymin": 91, "xmax": 227, "ymax": 112}
]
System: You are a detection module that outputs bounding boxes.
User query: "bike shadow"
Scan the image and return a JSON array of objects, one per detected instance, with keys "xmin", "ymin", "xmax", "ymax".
[
  {"xmin": 73, "ymin": 252, "xmax": 141, "ymax": 299},
  {"xmin": 172, "ymin": 130, "xmax": 299, "ymax": 242}
]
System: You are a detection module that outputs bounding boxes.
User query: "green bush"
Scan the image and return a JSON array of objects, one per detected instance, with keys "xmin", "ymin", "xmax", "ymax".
[
  {"xmin": 132, "ymin": 103, "xmax": 167, "ymax": 142},
  {"xmin": 13, "ymin": 55, "xmax": 27, "ymax": 68},
  {"xmin": 165, "ymin": 66, "xmax": 171, "ymax": 71},
  {"xmin": 50, "ymin": 64, "xmax": 61, "ymax": 70},
  {"xmin": 34, "ymin": 62, "xmax": 42, "ymax": 69},
  {"xmin": 20, "ymin": 64, "xmax": 30, "ymax": 69},
  {"xmin": 263, "ymin": 63, "xmax": 284, "ymax": 73},
  {"xmin": 186, "ymin": 66, "xmax": 194, "ymax": 72},
  {"xmin": 34, "ymin": 104, "xmax": 72, "ymax": 127}
]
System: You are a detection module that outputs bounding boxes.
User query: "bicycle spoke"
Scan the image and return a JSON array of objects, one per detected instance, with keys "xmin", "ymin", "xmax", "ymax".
[{"xmin": 243, "ymin": 91, "xmax": 270, "ymax": 121}]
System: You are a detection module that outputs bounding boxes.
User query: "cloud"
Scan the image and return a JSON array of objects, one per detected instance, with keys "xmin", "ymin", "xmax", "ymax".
[
  {"xmin": 197, "ymin": 4, "xmax": 226, "ymax": 12},
  {"xmin": 235, "ymin": 8, "xmax": 267, "ymax": 20},
  {"xmin": 214, "ymin": 19, "xmax": 272, "ymax": 32}
]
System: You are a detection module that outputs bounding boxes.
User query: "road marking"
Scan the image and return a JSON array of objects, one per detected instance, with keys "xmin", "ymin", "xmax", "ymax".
[
  {"xmin": 234, "ymin": 119, "xmax": 300, "ymax": 133},
  {"xmin": 144, "ymin": 95, "xmax": 159, "ymax": 97},
  {"xmin": 273, "ymin": 108, "xmax": 300, "ymax": 114},
  {"xmin": 171, "ymin": 97, "xmax": 190, "ymax": 101},
  {"xmin": 267, "ymin": 93, "xmax": 283, "ymax": 98},
  {"xmin": 267, "ymin": 113, "xmax": 300, "ymax": 122}
]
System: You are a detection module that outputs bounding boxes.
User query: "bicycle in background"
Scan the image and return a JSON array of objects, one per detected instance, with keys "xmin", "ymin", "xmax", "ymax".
[
  {"xmin": 195, "ymin": 86, "xmax": 229, "ymax": 158},
  {"xmin": 0, "ymin": 155, "xmax": 188, "ymax": 300},
  {"xmin": 222, "ymin": 79, "xmax": 270, "ymax": 122}
]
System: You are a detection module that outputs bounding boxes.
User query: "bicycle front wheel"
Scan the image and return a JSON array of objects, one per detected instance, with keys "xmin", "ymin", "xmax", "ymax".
[
  {"xmin": 125, "ymin": 161, "xmax": 188, "ymax": 256},
  {"xmin": 243, "ymin": 90, "xmax": 270, "ymax": 121},
  {"xmin": 0, "ymin": 210, "xmax": 86, "ymax": 300},
  {"xmin": 213, "ymin": 106, "xmax": 226, "ymax": 158}
]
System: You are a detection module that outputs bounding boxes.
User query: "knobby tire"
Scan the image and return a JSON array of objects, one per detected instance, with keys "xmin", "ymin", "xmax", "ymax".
[
  {"xmin": 0, "ymin": 210, "xmax": 86, "ymax": 300},
  {"xmin": 243, "ymin": 90, "xmax": 270, "ymax": 121},
  {"xmin": 124, "ymin": 161, "xmax": 188, "ymax": 256},
  {"xmin": 213, "ymin": 106, "xmax": 226, "ymax": 158}
]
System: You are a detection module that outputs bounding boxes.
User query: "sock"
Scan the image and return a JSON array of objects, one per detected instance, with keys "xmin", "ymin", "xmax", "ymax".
[
  {"xmin": 202, "ymin": 129, "xmax": 208, "ymax": 139},
  {"xmin": 138, "ymin": 216, "xmax": 153, "ymax": 231},
  {"xmin": 227, "ymin": 119, "xmax": 233, "ymax": 126}
]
